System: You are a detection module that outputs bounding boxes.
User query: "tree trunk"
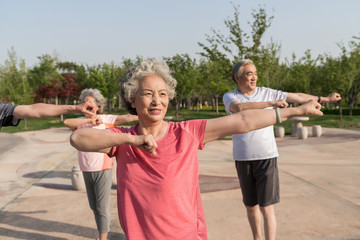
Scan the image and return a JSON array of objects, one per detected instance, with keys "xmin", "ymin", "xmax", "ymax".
[
  {"xmin": 339, "ymin": 100, "xmax": 343, "ymax": 121},
  {"xmin": 107, "ymin": 97, "xmax": 112, "ymax": 113},
  {"xmin": 173, "ymin": 99, "xmax": 178, "ymax": 118},
  {"xmin": 215, "ymin": 97, "xmax": 219, "ymax": 114},
  {"xmin": 118, "ymin": 94, "xmax": 122, "ymax": 110},
  {"xmin": 187, "ymin": 97, "xmax": 191, "ymax": 110}
]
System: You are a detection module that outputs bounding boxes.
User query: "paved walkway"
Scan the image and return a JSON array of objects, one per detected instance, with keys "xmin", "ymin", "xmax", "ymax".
[{"xmin": 0, "ymin": 127, "xmax": 359, "ymax": 240}]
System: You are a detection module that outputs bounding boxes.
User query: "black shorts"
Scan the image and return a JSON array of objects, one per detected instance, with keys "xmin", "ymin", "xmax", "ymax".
[{"xmin": 235, "ymin": 158, "xmax": 279, "ymax": 207}]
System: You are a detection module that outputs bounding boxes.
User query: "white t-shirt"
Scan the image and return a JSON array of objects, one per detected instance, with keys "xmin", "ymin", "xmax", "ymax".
[{"xmin": 223, "ymin": 87, "xmax": 288, "ymax": 161}]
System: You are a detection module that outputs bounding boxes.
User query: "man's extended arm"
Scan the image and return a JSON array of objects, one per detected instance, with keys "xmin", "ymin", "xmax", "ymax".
[
  {"xmin": 286, "ymin": 92, "xmax": 341, "ymax": 104},
  {"xmin": 13, "ymin": 102, "xmax": 94, "ymax": 120},
  {"xmin": 229, "ymin": 99, "xmax": 288, "ymax": 113}
]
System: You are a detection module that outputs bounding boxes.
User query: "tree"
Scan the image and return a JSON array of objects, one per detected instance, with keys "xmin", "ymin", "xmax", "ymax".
[
  {"xmin": 198, "ymin": 4, "xmax": 274, "ymax": 62},
  {"xmin": 0, "ymin": 47, "xmax": 32, "ymax": 104},
  {"xmin": 197, "ymin": 4, "xmax": 277, "ymax": 107},
  {"xmin": 198, "ymin": 59, "xmax": 232, "ymax": 114},
  {"xmin": 28, "ymin": 54, "xmax": 62, "ymax": 94},
  {"xmin": 0, "ymin": 47, "xmax": 32, "ymax": 128},
  {"xmin": 164, "ymin": 54, "xmax": 198, "ymax": 117}
]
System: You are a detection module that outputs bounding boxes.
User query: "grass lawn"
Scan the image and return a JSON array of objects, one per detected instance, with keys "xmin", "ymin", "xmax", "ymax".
[{"xmin": 1, "ymin": 108, "xmax": 359, "ymax": 136}]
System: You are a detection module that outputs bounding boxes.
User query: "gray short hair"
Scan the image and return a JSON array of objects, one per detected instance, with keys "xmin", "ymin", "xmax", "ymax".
[
  {"xmin": 120, "ymin": 59, "xmax": 177, "ymax": 115},
  {"xmin": 232, "ymin": 59, "xmax": 254, "ymax": 83},
  {"xmin": 79, "ymin": 88, "xmax": 106, "ymax": 114}
]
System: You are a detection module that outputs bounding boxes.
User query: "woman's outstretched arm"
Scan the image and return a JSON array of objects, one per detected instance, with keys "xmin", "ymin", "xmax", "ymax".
[
  {"xmin": 70, "ymin": 128, "xmax": 157, "ymax": 155},
  {"xmin": 204, "ymin": 100, "xmax": 323, "ymax": 143}
]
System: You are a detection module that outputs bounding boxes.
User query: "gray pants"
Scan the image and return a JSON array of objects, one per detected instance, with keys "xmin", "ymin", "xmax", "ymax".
[{"xmin": 83, "ymin": 168, "xmax": 112, "ymax": 234}]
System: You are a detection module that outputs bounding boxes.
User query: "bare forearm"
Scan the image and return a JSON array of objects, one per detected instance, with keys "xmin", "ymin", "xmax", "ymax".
[
  {"xmin": 64, "ymin": 118, "xmax": 91, "ymax": 130},
  {"xmin": 14, "ymin": 103, "xmax": 80, "ymax": 120},
  {"xmin": 205, "ymin": 108, "xmax": 280, "ymax": 142},
  {"xmin": 286, "ymin": 93, "xmax": 316, "ymax": 104},
  {"xmin": 115, "ymin": 114, "xmax": 138, "ymax": 125},
  {"xmin": 70, "ymin": 128, "xmax": 132, "ymax": 152},
  {"xmin": 287, "ymin": 92, "xmax": 341, "ymax": 104},
  {"xmin": 233, "ymin": 108, "xmax": 302, "ymax": 133},
  {"xmin": 230, "ymin": 101, "xmax": 274, "ymax": 112}
]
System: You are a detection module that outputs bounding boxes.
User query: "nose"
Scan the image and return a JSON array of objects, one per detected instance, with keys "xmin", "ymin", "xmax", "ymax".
[{"xmin": 151, "ymin": 93, "xmax": 160, "ymax": 105}]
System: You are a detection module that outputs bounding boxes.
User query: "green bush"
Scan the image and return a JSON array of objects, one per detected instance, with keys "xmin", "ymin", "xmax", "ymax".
[{"xmin": 322, "ymin": 107, "xmax": 360, "ymax": 116}]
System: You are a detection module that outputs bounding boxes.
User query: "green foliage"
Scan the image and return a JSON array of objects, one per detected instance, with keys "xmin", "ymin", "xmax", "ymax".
[
  {"xmin": 198, "ymin": 4, "xmax": 275, "ymax": 61},
  {"xmin": 28, "ymin": 54, "xmax": 62, "ymax": 92},
  {"xmin": 0, "ymin": 47, "xmax": 33, "ymax": 104},
  {"xmin": 322, "ymin": 107, "xmax": 360, "ymax": 116}
]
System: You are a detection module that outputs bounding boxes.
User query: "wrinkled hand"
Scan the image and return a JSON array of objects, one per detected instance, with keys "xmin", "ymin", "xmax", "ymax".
[
  {"xmin": 299, "ymin": 100, "xmax": 323, "ymax": 116},
  {"xmin": 90, "ymin": 117, "xmax": 103, "ymax": 126},
  {"xmin": 328, "ymin": 92, "xmax": 341, "ymax": 102},
  {"xmin": 132, "ymin": 134, "xmax": 157, "ymax": 155},
  {"xmin": 80, "ymin": 102, "xmax": 95, "ymax": 116},
  {"xmin": 273, "ymin": 99, "xmax": 288, "ymax": 108}
]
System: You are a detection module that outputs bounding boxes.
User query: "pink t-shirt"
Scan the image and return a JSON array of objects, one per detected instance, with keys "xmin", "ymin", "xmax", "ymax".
[
  {"xmin": 109, "ymin": 119, "xmax": 208, "ymax": 240},
  {"xmin": 77, "ymin": 114, "xmax": 118, "ymax": 171}
]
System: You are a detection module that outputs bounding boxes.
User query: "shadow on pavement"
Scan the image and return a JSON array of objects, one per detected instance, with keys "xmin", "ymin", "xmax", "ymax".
[
  {"xmin": 0, "ymin": 210, "xmax": 95, "ymax": 239},
  {"xmin": 199, "ymin": 174, "xmax": 240, "ymax": 193},
  {"xmin": 22, "ymin": 171, "xmax": 71, "ymax": 179}
]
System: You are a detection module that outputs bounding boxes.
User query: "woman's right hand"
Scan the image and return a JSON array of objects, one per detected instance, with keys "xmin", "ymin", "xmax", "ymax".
[
  {"xmin": 298, "ymin": 99, "xmax": 323, "ymax": 116},
  {"xmin": 90, "ymin": 117, "xmax": 103, "ymax": 126},
  {"xmin": 131, "ymin": 134, "xmax": 157, "ymax": 155}
]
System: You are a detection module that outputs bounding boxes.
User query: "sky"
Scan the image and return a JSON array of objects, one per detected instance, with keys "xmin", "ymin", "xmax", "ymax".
[{"xmin": 1, "ymin": 0, "xmax": 360, "ymax": 67}]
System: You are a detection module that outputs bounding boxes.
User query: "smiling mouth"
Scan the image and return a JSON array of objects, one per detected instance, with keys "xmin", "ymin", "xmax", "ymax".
[{"xmin": 150, "ymin": 109, "xmax": 161, "ymax": 114}]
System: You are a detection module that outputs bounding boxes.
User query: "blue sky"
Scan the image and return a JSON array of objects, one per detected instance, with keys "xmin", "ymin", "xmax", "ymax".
[{"xmin": 1, "ymin": 0, "xmax": 359, "ymax": 67}]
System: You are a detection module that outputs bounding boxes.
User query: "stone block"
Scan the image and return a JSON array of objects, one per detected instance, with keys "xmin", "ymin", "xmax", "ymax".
[
  {"xmin": 71, "ymin": 165, "xmax": 86, "ymax": 191},
  {"xmin": 275, "ymin": 126, "xmax": 285, "ymax": 138},
  {"xmin": 297, "ymin": 127, "xmax": 308, "ymax": 139},
  {"xmin": 312, "ymin": 125, "xmax": 322, "ymax": 137}
]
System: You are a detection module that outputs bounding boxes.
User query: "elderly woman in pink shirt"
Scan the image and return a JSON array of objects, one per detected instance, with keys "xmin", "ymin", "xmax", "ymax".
[{"xmin": 70, "ymin": 59, "xmax": 323, "ymax": 240}]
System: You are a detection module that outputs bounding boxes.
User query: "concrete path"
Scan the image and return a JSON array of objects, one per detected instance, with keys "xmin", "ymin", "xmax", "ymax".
[{"xmin": 0, "ymin": 127, "xmax": 359, "ymax": 240}]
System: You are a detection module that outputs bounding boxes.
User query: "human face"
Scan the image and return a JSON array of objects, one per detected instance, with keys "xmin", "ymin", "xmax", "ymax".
[
  {"xmin": 132, "ymin": 75, "xmax": 169, "ymax": 124},
  {"xmin": 84, "ymin": 96, "xmax": 99, "ymax": 118},
  {"xmin": 236, "ymin": 64, "xmax": 258, "ymax": 95}
]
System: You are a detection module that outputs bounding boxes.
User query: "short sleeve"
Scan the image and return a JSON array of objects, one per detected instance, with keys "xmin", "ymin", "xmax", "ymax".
[
  {"xmin": 223, "ymin": 91, "xmax": 236, "ymax": 115},
  {"xmin": 180, "ymin": 119, "xmax": 207, "ymax": 150},
  {"xmin": 270, "ymin": 89, "xmax": 288, "ymax": 101},
  {"xmin": 101, "ymin": 114, "xmax": 118, "ymax": 124},
  {"xmin": 0, "ymin": 103, "xmax": 20, "ymax": 128},
  {"xmin": 107, "ymin": 126, "xmax": 131, "ymax": 158}
]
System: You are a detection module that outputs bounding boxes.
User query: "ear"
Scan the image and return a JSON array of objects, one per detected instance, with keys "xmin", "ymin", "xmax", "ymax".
[
  {"xmin": 131, "ymin": 100, "xmax": 135, "ymax": 109},
  {"xmin": 234, "ymin": 74, "xmax": 240, "ymax": 83}
]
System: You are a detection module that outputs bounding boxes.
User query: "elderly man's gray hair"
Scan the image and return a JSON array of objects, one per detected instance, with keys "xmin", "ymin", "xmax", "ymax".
[{"xmin": 232, "ymin": 59, "xmax": 254, "ymax": 83}]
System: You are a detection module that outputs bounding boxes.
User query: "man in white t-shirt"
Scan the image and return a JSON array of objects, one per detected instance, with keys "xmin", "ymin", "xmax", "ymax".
[{"xmin": 223, "ymin": 59, "xmax": 341, "ymax": 240}]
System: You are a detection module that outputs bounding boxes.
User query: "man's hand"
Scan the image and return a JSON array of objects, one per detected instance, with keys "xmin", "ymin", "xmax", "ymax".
[
  {"xmin": 131, "ymin": 134, "xmax": 157, "ymax": 155},
  {"xmin": 273, "ymin": 99, "xmax": 288, "ymax": 108},
  {"xmin": 327, "ymin": 92, "xmax": 341, "ymax": 102},
  {"xmin": 78, "ymin": 102, "xmax": 95, "ymax": 116}
]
